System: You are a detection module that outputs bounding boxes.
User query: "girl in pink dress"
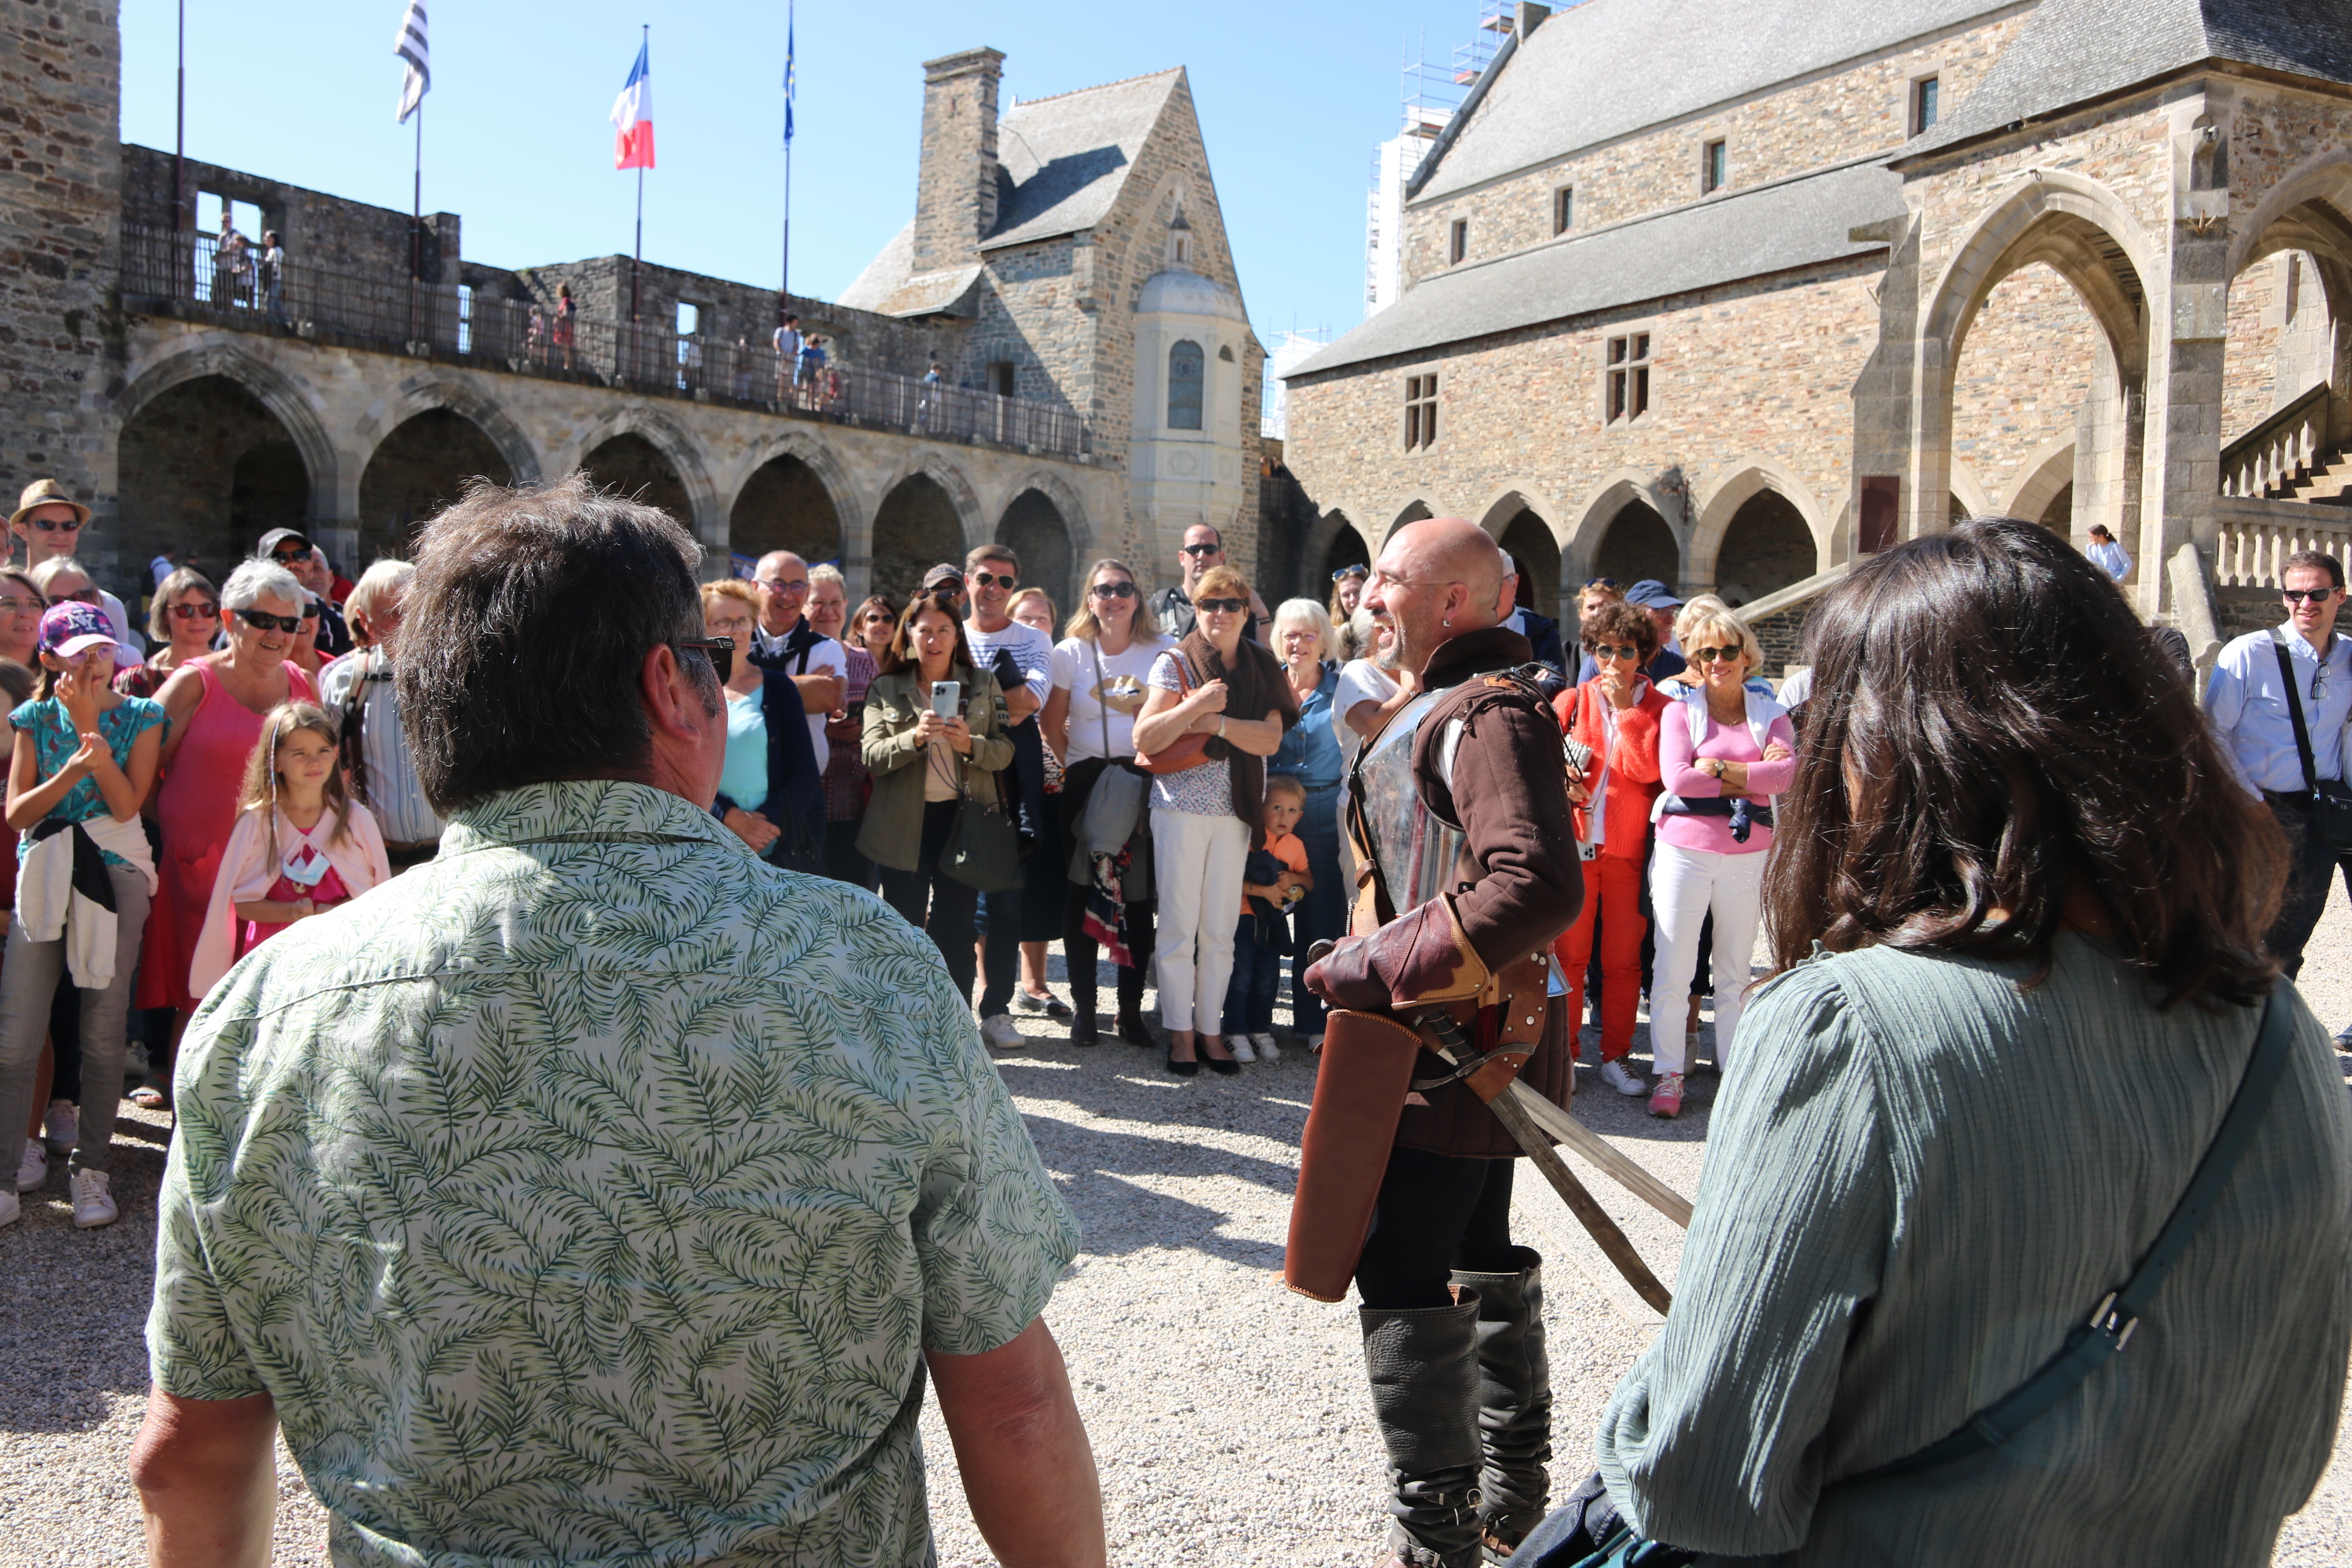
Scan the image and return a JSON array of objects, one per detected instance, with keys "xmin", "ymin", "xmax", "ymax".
[{"xmin": 190, "ymin": 701, "xmax": 388, "ymax": 1002}]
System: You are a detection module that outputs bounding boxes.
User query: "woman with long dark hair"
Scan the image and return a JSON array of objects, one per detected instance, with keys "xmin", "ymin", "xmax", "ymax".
[{"xmin": 1568, "ymin": 519, "xmax": 2349, "ymax": 1565}]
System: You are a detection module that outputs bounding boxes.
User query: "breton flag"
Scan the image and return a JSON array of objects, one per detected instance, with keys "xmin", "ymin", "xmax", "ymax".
[
  {"xmin": 782, "ymin": 18, "xmax": 796, "ymax": 146},
  {"xmin": 393, "ymin": 0, "xmax": 428, "ymax": 124},
  {"xmin": 611, "ymin": 41, "xmax": 655, "ymax": 170}
]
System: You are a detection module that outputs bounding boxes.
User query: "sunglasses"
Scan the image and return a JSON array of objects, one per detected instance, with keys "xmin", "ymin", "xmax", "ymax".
[
  {"xmin": 29, "ymin": 517, "xmax": 83, "ymax": 534},
  {"xmin": 232, "ymin": 607, "xmax": 303, "ymax": 634},
  {"xmin": 45, "ymin": 588, "xmax": 97, "ymax": 607},
  {"xmin": 1090, "ymin": 581, "xmax": 1137, "ymax": 599},
  {"xmin": 167, "ymin": 601, "xmax": 220, "ymax": 621},
  {"xmin": 1688, "ymin": 645, "xmax": 1745, "ymax": 665},
  {"xmin": 2282, "ymin": 588, "xmax": 2341, "ymax": 604},
  {"xmin": 269, "ymin": 548, "xmax": 310, "ymax": 565},
  {"xmin": 1589, "ymin": 644, "xmax": 1641, "ymax": 661},
  {"xmin": 677, "ymin": 635, "xmax": 735, "ymax": 682},
  {"xmin": 1582, "ymin": 576, "xmax": 1619, "ymax": 590},
  {"xmin": 1180, "ymin": 543, "xmax": 1222, "ymax": 558},
  {"xmin": 1332, "ymin": 565, "xmax": 1368, "ymax": 581},
  {"xmin": 1194, "ymin": 597, "xmax": 1247, "ymax": 615},
  {"xmin": 971, "ymin": 570, "xmax": 1017, "ymax": 590}
]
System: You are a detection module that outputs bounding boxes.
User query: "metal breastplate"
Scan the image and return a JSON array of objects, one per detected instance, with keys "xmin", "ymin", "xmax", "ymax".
[{"xmin": 1350, "ymin": 687, "xmax": 1469, "ymax": 916}]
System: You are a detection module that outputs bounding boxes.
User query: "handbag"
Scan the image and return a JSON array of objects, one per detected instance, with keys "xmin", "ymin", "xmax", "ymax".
[
  {"xmin": 2271, "ymin": 632, "xmax": 2352, "ymax": 853},
  {"xmin": 1526, "ymin": 990, "xmax": 2299, "ymax": 1568},
  {"xmin": 1134, "ymin": 648, "xmax": 1214, "ymax": 775},
  {"xmin": 1074, "ymin": 642, "xmax": 1152, "ymax": 885},
  {"xmin": 938, "ymin": 692, "xmax": 1024, "ymax": 892}
]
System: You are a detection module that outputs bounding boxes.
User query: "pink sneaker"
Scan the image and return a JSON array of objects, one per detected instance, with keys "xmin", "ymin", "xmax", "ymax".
[{"xmin": 1648, "ymin": 1072, "xmax": 1686, "ymax": 1119}]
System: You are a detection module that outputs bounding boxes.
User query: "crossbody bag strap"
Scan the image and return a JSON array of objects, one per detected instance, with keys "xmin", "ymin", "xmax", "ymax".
[
  {"xmin": 2271, "ymin": 632, "xmax": 2324, "ymax": 798},
  {"xmin": 1847, "ymin": 989, "xmax": 2296, "ymax": 1486},
  {"xmin": 1093, "ymin": 642, "xmax": 1114, "ymax": 759}
]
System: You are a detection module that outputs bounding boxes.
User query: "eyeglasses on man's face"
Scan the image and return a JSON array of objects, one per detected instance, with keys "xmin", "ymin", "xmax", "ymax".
[
  {"xmin": 270, "ymin": 548, "xmax": 309, "ymax": 566},
  {"xmin": 1180, "ymin": 543, "xmax": 1222, "ymax": 559},
  {"xmin": 2281, "ymin": 588, "xmax": 2341, "ymax": 605},
  {"xmin": 970, "ymin": 570, "xmax": 1017, "ymax": 590},
  {"xmin": 28, "ymin": 517, "xmax": 83, "ymax": 534},
  {"xmin": 756, "ymin": 576, "xmax": 808, "ymax": 595}
]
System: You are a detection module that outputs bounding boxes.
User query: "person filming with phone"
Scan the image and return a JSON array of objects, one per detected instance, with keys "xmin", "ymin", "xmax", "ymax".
[{"xmin": 860, "ymin": 592, "xmax": 1013, "ymax": 1009}]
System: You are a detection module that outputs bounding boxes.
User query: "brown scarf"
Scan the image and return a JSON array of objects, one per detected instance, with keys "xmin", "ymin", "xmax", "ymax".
[{"xmin": 1178, "ymin": 629, "xmax": 1301, "ymax": 827}]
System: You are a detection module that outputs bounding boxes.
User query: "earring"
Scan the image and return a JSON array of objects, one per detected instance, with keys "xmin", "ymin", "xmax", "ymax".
[{"xmin": 1443, "ymin": 617, "xmax": 1452, "ymax": 628}]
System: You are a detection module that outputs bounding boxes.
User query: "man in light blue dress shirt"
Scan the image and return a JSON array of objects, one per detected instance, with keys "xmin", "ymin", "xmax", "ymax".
[{"xmin": 2205, "ymin": 548, "xmax": 2352, "ymax": 991}]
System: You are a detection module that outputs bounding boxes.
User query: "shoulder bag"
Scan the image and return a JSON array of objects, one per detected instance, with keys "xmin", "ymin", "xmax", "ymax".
[
  {"xmin": 1073, "ymin": 641, "xmax": 1151, "ymax": 884},
  {"xmin": 2270, "ymin": 631, "xmax": 2352, "ymax": 852},
  {"xmin": 942, "ymin": 681, "xmax": 1023, "ymax": 892},
  {"xmin": 1134, "ymin": 646, "xmax": 1214, "ymax": 775},
  {"xmin": 1527, "ymin": 989, "xmax": 2298, "ymax": 1567}
]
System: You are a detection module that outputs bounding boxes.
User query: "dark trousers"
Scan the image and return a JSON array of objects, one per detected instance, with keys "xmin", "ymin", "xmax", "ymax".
[
  {"xmin": 878, "ymin": 800, "xmax": 979, "ymax": 1005},
  {"xmin": 2268, "ymin": 793, "xmax": 2352, "ymax": 980},
  {"xmin": 977, "ymin": 811, "xmax": 1068, "ymax": 1017},
  {"xmin": 821, "ymin": 817, "xmax": 875, "ymax": 892},
  {"xmin": 1059, "ymin": 758, "xmax": 1156, "ymax": 1017},
  {"xmin": 1355, "ymin": 1146, "xmax": 1520, "ymax": 1310},
  {"xmin": 1287, "ymin": 780, "xmax": 1347, "ymax": 1034},
  {"xmin": 1221, "ymin": 920, "xmax": 1285, "ymax": 1036}
]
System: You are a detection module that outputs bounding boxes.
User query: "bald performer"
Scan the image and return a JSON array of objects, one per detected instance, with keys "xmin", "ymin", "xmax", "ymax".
[{"xmin": 1303, "ymin": 517, "xmax": 1584, "ymax": 1567}]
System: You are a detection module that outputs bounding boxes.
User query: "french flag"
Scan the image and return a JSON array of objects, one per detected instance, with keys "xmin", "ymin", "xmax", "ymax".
[{"xmin": 610, "ymin": 41, "xmax": 654, "ymax": 170}]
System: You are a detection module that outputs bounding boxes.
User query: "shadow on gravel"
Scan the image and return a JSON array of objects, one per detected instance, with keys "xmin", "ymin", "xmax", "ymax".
[{"xmin": 1038, "ymin": 1167, "xmax": 1287, "ymax": 1269}]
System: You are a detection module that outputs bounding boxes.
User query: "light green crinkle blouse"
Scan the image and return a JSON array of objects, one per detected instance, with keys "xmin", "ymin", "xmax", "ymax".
[
  {"xmin": 1599, "ymin": 935, "xmax": 2352, "ymax": 1566},
  {"xmin": 149, "ymin": 778, "xmax": 1080, "ymax": 1568}
]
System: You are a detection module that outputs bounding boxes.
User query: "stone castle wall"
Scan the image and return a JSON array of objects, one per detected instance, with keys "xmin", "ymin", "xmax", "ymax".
[
  {"xmin": 1949, "ymin": 261, "xmax": 2101, "ymax": 511},
  {"xmin": 1403, "ymin": 11, "xmax": 2027, "ymax": 289},
  {"xmin": 120, "ymin": 144, "xmax": 457, "ymax": 281},
  {"xmin": 0, "ymin": 0, "xmax": 121, "ymax": 550}
]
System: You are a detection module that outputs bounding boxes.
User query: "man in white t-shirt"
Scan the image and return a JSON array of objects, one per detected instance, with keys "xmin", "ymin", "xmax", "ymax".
[
  {"xmin": 9, "ymin": 478, "xmax": 143, "ymax": 666},
  {"xmin": 771, "ymin": 313, "xmax": 802, "ymax": 401},
  {"xmin": 748, "ymin": 550, "xmax": 847, "ymax": 771},
  {"xmin": 963, "ymin": 544, "xmax": 1057, "ymax": 1050}
]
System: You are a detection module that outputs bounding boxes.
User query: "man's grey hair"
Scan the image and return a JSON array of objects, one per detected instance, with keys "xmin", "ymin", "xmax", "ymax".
[
  {"xmin": 220, "ymin": 559, "xmax": 305, "ymax": 613},
  {"xmin": 398, "ymin": 473, "xmax": 713, "ymax": 815},
  {"xmin": 344, "ymin": 559, "xmax": 415, "ymax": 637}
]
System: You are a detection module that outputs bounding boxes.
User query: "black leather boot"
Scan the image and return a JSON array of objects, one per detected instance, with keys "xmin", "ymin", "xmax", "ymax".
[
  {"xmin": 1449, "ymin": 1248, "xmax": 1552, "ymax": 1559},
  {"xmin": 1360, "ymin": 1290, "xmax": 1485, "ymax": 1568},
  {"xmin": 1071, "ymin": 1009, "xmax": 1100, "ymax": 1047}
]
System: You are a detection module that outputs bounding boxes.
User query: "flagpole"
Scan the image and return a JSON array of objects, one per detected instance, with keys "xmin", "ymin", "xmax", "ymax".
[
  {"xmin": 780, "ymin": 0, "xmax": 793, "ymax": 308},
  {"xmin": 408, "ymin": 102, "xmax": 423, "ymax": 344},
  {"xmin": 632, "ymin": 23, "xmax": 646, "ymax": 380}
]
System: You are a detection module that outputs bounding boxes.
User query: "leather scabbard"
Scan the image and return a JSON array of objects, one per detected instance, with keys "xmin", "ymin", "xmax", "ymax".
[{"xmin": 1283, "ymin": 1009, "xmax": 1425, "ymax": 1303}]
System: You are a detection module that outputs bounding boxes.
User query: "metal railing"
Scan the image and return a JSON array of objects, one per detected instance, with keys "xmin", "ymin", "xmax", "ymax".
[
  {"xmin": 118, "ymin": 225, "xmax": 1091, "ymax": 459},
  {"xmin": 2220, "ymin": 381, "xmax": 2331, "ymax": 499}
]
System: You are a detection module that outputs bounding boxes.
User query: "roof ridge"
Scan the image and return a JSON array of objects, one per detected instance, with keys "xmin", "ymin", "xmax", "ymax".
[{"xmin": 1006, "ymin": 65, "xmax": 1182, "ymax": 110}]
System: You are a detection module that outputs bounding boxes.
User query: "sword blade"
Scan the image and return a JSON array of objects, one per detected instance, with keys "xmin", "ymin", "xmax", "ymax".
[{"xmin": 1503, "ymin": 1082, "xmax": 1694, "ymax": 1229}]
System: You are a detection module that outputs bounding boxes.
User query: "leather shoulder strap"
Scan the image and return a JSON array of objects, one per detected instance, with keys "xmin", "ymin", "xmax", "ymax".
[{"xmin": 2272, "ymin": 633, "xmax": 2321, "ymax": 796}]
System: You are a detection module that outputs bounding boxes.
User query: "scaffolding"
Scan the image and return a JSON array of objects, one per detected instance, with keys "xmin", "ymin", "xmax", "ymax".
[{"xmin": 1365, "ymin": 2, "xmax": 1515, "ymax": 316}]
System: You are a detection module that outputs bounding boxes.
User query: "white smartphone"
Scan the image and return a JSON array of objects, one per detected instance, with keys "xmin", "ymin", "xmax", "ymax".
[{"xmin": 929, "ymin": 680, "xmax": 960, "ymax": 719}]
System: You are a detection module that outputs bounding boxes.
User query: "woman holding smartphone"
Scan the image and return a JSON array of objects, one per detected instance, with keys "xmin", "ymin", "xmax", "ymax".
[{"xmin": 860, "ymin": 591, "xmax": 1012, "ymax": 1008}]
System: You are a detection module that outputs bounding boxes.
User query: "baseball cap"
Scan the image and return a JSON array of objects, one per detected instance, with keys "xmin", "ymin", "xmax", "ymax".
[
  {"xmin": 920, "ymin": 564, "xmax": 966, "ymax": 593},
  {"xmin": 38, "ymin": 601, "xmax": 115, "ymax": 660},
  {"xmin": 1624, "ymin": 579, "xmax": 1684, "ymax": 610},
  {"xmin": 257, "ymin": 527, "xmax": 312, "ymax": 559}
]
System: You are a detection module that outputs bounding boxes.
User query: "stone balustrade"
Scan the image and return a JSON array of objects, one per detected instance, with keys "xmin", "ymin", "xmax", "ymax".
[
  {"xmin": 2211, "ymin": 494, "xmax": 2352, "ymax": 586},
  {"xmin": 2220, "ymin": 381, "xmax": 2330, "ymax": 499}
]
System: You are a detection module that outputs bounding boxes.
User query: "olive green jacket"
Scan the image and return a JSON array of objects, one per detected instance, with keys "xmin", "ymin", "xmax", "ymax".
[{"xmin": 857, "ymin": 663, "xmax": 1013, "ymax": 872}]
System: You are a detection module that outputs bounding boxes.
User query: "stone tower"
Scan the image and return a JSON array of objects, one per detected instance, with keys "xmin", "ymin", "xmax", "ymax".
[{"xmin": 911, "ymin": 48, "xmax": 1004, "ymax": 274}]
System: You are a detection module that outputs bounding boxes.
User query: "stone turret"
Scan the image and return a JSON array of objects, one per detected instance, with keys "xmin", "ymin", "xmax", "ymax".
[{"xmin": 911, "ymin": 48, "xmax": 1004, "ymax": 273}]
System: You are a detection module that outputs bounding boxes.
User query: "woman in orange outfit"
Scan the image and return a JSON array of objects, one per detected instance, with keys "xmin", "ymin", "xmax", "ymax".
[{"xmin": 1553, "ymin": 599, "xmax": 1671, "ymax": 1099}]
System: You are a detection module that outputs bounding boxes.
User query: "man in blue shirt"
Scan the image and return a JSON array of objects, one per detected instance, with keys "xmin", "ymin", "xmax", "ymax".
[{"xmin": 2205, "ymin": 548, "xmax": 2352, "ymax": 991}]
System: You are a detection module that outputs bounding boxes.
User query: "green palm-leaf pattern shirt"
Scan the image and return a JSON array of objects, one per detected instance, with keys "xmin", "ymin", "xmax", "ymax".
[{"xmin": 148, "ymin": 778, "xmax": 1080, "ymax": 1568}]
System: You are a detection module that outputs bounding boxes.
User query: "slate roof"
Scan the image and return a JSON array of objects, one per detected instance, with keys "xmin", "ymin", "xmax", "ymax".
[
  {"xmin": 1904, "ymin": 0, "xmax": 2352, "ymax": 156},
  {"xmin": 842, "ymin": 68, "xmax": 1185, "ymax": 318},
  {"xmin": 1413, "ymin": 0, "xmax": 2017, "ymax": 204},
  {"xmin": 1287, "ymin": 160, "xmax": 1905, "ymax": 379}
]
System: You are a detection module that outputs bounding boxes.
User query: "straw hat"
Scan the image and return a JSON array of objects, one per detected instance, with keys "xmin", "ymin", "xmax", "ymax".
[{"xmin": 9, "ymin": 478, "xmax": 91, "ymax": 530}]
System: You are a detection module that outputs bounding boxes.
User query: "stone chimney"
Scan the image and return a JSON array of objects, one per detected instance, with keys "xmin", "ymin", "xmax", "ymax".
[{"xmin": 913, "ymin": 48, "xmax": 1005, "ymax": 273}]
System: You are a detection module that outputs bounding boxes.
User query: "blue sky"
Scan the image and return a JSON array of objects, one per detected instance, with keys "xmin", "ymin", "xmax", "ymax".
[{"xmin": 120, "ymin": 0, "xmax": 1501, "ymax": 352}]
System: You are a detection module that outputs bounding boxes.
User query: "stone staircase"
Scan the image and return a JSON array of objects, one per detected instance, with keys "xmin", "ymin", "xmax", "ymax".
[{"xmin": 2264, "ymin": 440, "xmax": 2352, "ymax": 506}]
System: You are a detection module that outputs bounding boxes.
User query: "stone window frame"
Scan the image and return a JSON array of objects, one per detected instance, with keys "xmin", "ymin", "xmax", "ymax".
[
  {"xmin": 1404, "ymin": 371, "xmax": 1440, "ymax": 451},
  {"xmin": 1553, "ymin": 185, "xmax": 1575, "ymax": 235},
  {"xmin": 1699, "ymin": 139, "xmax": 1728, "ymax": 196},
  {"xmin": 1167, "ymin": 341, "xmax": 1205, "ymax": 431},
  {"xmin": 1907, "ymin": 71, "xmax": 1942, "ymax": 137},
  {"xmin": 1449, "ymin": 218, "xmax": 1469, "ymax": 265},
  {"xmin": 1603, "ymin": 330, "xmax": 1653, "ymax": 426}
]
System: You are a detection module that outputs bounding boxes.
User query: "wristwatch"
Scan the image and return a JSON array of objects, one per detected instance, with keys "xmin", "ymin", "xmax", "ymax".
[{"xmin": 1218, "ymin": 717, "xmax": 1229, "ymax": 739}]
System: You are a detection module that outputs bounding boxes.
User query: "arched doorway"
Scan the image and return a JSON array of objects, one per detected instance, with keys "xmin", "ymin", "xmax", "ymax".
[
  {"xmin": 870, "ymin": 472, "xmax": 966, "ymax": 604},
  {"xmin": 1323, "ymin": 515, "xmax": 1370, "ymax": 579},
  {"xmin": 731, "ymin": 454, "xmax": 843, "ymax": 569},
  {"xmin": 1950, "ymin": 263, "xmax": 2102, "ymax": 524},
  {"xmin": 117, "ymin": 373, "xmax": 313, "ymax": 572},
  {"xmin": 1713, "ymin": 491, "xmax": 1813, "ymax": 607},
  {"xmin": 582, "ymin": 435, "xmax": 693, "ymax": 526},
  {"xmin": 1592, "ymin": 500, "xmax": 1677, "ymax": 589},
  {"xmin": 359, "ymin": 408, "xmax": 514, "ymax": 561},
  {"xmin": 1496, "ymin": 509, "xmax": 1559, "ymax": 621},
  {"xmin": 996, "ymin": 488, "xmax": 1074, "ymax": 610},
  {"xmin": 2040, "ymin": 483, "xmax": 2074, "ymax": 531}
]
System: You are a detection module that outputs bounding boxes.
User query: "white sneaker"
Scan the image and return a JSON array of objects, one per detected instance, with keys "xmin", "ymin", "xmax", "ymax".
[
  {"xmin": 16, "ymin": 1137, "xmax": 46, "ymax": 1192},
  {"xmin": 69, "ymin": 1168, "xmax": 116, "ymax": 1229},
  {"xmin": 1230, "ymin": 1036, "xmax": 1258, "ymax": 1063},
  {"xmin": 44, "ymin": 1100, "xmax": 75, "ymax": 1152},
  {"xmin": 0, "ymin": 1186, "xmax": 18, "ymax": 1227},
  {"xmin": 1599, "ymin": 1058, "xmax": 1648, "ymax": 1097},
  {"xmin": 1253, "ymin": 1033, "xmax": 1282, "ymax": 1060},
  {"xmin": 1305, "ymin": 1034, "xmax": 1325, "ymax": 1053},
  {"xmin": 979, "ymin": 1013, "xmax": 1024, "ymax": 1051}
]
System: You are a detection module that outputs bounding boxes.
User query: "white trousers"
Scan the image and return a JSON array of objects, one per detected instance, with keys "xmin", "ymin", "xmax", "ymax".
[
  {"xmin": 1151, "ymin": 808, "xmax": 1250, "ymax": 1034},
  {"xmin": 1648, "ymin": 839, "xmax": 1768, "ymax": 1076}
]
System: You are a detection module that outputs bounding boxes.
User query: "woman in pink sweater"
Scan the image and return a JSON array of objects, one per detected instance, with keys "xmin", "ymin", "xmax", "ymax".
[{"xmin": 1648, "ymin": 602, "xmax": 1793, "ymax": 1117}]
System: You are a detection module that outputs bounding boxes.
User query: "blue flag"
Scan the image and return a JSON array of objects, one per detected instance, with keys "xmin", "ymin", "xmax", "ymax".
[{"xmin": 783, "ymin": 17, "xmax": 796, "ymax": 146}]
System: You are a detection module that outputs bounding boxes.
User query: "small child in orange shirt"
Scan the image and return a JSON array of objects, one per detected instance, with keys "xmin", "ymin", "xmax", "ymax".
[{"xmin": 1223, "ymin": 774, "xmax": 1312, "ymax": 1063}]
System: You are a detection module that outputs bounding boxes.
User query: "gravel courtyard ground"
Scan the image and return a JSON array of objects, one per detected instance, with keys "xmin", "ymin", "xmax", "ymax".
[{"xmin": 4, "ymin": 883, "xmax": 2349, "ymax": 1566}]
